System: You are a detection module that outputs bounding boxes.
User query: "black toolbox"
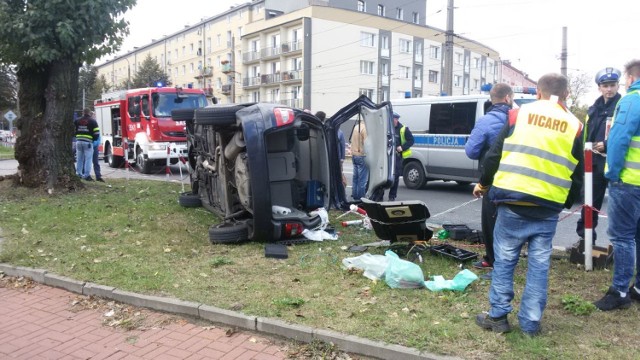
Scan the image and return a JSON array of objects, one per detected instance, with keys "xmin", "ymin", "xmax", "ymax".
[
  {"xmin": 442, "ymin": 224, "xmax": 471, "ymax": 240},
  {"xmin": 430, "ymin": 244, "xmax": 478, "ymax": 262}
]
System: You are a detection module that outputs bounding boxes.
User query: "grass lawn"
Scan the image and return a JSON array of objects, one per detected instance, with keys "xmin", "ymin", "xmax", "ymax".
[
  {"xmin": 0, "ymin": 178, "xmax": 637, "ymax": 360},
  {"xmin": 0, "ymin": 144, "xmax": 14, "ymax": 159}
]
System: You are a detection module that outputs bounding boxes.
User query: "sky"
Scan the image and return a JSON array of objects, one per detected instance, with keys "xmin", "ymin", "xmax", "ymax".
[{"xmin": 116, "ymin": 0, "xmax": 638, "ymax": 104}]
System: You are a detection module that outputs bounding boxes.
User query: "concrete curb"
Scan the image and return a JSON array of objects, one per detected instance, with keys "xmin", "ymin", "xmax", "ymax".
[{"xmin": 0, "ymin": 263, "xmax": 456, "ymax": 360}]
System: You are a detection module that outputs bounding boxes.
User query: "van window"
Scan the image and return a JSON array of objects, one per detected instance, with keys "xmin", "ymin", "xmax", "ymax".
[{"xmin": 429, "ymin": 102, "xmax": 476, "ymax": 134}]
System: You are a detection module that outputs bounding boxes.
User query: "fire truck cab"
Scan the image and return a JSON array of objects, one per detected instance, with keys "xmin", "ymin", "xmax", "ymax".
[{"xmin": 94, "ymin": 87, "xmax": 208, "ymax": 173}]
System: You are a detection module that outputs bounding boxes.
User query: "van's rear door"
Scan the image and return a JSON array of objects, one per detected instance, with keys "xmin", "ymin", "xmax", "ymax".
[{"xmin": 327, "ymin": 95, "xmax": 395, "ymax": 209}]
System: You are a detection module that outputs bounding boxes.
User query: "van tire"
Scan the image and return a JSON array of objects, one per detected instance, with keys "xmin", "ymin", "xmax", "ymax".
[
  {"xmin": 209, "ymin": 222, "xmax": 249, "ymax": 244},
  {"xmin": 179, "ymin": 191, "xmax": 202, "ymax": 207},
  {"xmin": 403, "ymin": 162, "xmax": 426, "ymax": 189},
  {"xmin": 172, "ymin": 108, "xmax": 196, "ymax": 121},
  {"xmin": 195, "ymin": 105, "xmax": 245, "ymax": 127}
]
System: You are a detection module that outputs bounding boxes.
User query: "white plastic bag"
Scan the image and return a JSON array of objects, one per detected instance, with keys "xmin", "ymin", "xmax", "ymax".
[{"xmin": 342, "ymin": 253, "xmax": 389, "ymax": 281}]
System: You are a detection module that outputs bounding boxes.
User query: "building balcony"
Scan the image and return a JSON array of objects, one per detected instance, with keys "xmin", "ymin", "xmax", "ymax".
[
  {"xmin": 242, "ymin": 51, "xmax": 260, "ymax": 63},
  {"xmin": 381, "ymin": 75, "xmax": 389, "ymax": 86},
  {"xmin": 282, "ymin": 70, "xmax": 301, "ymax": 82},
  {"xmin": 260, "ymin": 46, "xmax": 281, "ymax": 59},
  {"xmin": 261, "ymin": 73, "xmax": 281, "ymax": 85},
  {"xmin": 281, "ymin": 40, "xmax": 302, "ymax": 54},
  {"xmin": 221, "ymin": 63, "xmax": 234, "ymax": 74},
  {"xmin": 414, "ymin": 79, "xmax": 422, "ymax": 88},
  {"xmin": 243, "ymin": 76, "xmax": 261, "ymax": 88},
  {"xmin": 205, "ymin": 87, "xmax": 214, "ymax": 96},
  {"xmin": 195, "ymin": 66, "xmax": 213, "ymax": 79},
  {"xmin": 221, "ymin": 84, "xmax": 232, "ymax": 94},
  {"xmin": 280, "ymin": 98, "xmax": 302, "ymax": 109}
]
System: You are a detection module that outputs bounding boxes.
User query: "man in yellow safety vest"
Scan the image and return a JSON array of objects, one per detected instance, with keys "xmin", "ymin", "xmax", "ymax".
[{"xmin": 472, "ymin": 73, "xmax": 584, "ymax": 336}]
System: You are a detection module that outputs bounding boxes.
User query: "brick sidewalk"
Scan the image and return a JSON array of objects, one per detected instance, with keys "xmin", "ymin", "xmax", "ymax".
[{"xmin": 0, "ymin": 281, "xmax": 287, "ymax": 360}]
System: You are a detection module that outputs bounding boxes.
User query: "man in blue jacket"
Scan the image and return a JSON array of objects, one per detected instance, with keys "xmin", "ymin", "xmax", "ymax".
[
  {"xmin": 465, "ymin": 83, "xmax": 514, "ymax": 279},
  {"xmin": 594, "ymin": 59, "xmax": 640, "ymax": 311}
]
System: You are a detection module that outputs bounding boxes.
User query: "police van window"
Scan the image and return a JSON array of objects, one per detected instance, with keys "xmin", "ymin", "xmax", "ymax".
[{"xmin": 429, "ymin": 102, "xmax": 476, "ymax": 134}]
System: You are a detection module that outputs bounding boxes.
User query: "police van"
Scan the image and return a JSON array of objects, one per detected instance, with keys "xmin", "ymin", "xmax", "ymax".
[{"xmin": 390, "ymin": 90, "xmax": 536, "ymax": 189}]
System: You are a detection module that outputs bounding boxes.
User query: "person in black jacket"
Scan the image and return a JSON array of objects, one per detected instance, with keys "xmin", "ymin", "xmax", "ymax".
[
  {"xmin": 575, "ymin": 67, "xmax": 622, "ymax": 245},
  {"xmin": 75, "ymin": 108, "xmax": 100, "ymax": 181}
]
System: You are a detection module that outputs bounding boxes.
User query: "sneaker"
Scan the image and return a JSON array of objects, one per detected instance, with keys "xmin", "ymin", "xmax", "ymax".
[
  {"xmin": 388, "ymin": 197, "xmax": 396, "ymax": 201},
  {"xmin": 629, "ymin": 286, "xmax": 640, "ymax": 302},
  {"xmin": 476, "ymin": 313, "xmax": 511, "ymax": 333},
  {"xmin": 473, "ymin": 260, "xmax": 493, "ymax": 269},
  {"xmin": 83, "ymin": 176, "xmax": 94, "ymax": 181},
  {"xmin": 594, "ymin": 286, "xmax": 632, "ymax": 311},
  {"xmin": 480, "ymin": 271, "xmax": 492, "ymax": 280},
  {"xmin": 522, "ymin": 327, "xmax": 541, "ymax": 338},
  {"xmin": 96, "ymin": 177, "xmax": 105, "ymax": 182}
]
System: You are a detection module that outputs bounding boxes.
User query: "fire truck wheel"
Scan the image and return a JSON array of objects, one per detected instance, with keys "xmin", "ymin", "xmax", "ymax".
[
  {"xmin": 136, "ymin": 148, "xmax": 153, "ymax": 174},
  {"xmin": 171, "ymin": 108, "xmax": 196, "ymax": 121},
  {"xmin": 106, "ymin": 145, "xmax": 124, "ymax": 168},
  {"xmin": 179, "ymin": 191, "xmax": 202, "ymax": 207},
  {"xmin": 403, "ymin": 161, "xmax": 426, "ymax": 189},
  {"xmin": 194, "ymin": 105, "xmax": 246, "ymax": 127},
  {"xmin": 209, "ymin": 222, "xmax": 249, "ymax": 244}
]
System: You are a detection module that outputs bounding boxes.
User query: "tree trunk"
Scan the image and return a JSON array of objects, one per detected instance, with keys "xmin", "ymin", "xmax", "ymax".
[{"xmin": 14, "ymin": 59, "xmax": 82, "ymax": 192}]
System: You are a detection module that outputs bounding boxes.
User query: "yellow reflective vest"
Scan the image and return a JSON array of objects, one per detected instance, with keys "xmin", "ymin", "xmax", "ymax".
[
  {"xmin": 606, "ymin": 89, "xmax": 640, "ymax": 185},
  {"xmin": 399, "ymin": 126, "xmax": 412, "ymax": 158},
  {"xmin": 492, "ymin": 100, "xmax": 582, "ymax": 206}
]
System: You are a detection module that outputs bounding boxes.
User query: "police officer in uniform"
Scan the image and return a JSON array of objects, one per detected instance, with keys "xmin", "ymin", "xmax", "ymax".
[
  {"xmin": 387, "ymin": 112, "xmax": 414, "ymax": 201},
  {"xmin": 473, "ymin": 73, "xmax": 583, "ymax": 336},
  {"xmin": 574, "ymin": 67, "xmax": 622, "ymax": 245}
]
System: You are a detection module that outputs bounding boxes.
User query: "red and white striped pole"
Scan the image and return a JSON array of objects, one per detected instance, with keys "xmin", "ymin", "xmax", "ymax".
[
  {"xmin": 584, "ymin": 142, "xmax": 593, "ymax": 271},
  {"xmin": 166, "ymin": 143, "xmax": 171, "ymax": 182},
  {"xmin": 124, "ymin": 140, "xmax": 130, "ymax": 181}
]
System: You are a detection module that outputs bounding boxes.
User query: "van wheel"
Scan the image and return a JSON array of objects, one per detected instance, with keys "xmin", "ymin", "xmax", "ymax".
[
  {"xmin": 179, "ymin": 191, "xmax": 201, "ymax": 207},
  {"xmin": 209, "ymin": 222, "xmax": 249, "ymax": 244},
  {"xmin": 194, "ymin": 105, "xmax": 246, "ymax": 127},
  {"xmin": 403, "ymin": 162, "xmax": 426, "ymax": 189}
]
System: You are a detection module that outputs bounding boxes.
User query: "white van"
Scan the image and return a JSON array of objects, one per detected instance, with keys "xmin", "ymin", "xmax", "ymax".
[{"xmin": 390, "ymin": 93, "xmax": 535, "ymax": 189}]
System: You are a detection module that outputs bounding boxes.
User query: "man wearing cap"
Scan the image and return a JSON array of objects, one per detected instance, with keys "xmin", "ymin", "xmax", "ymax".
[
  {"xmin": 387, "ymin": 112, "xmax": 414, "ymax": 201},
  {"xmin": 574, "ymin": 67, "xmax": 622, "ymax": 246},
  {"xmin": 593, "ymin": 59, "xmax": 640, "ymax": 311}
]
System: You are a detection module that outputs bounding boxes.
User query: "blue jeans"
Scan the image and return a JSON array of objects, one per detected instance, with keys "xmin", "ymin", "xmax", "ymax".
[
  {"xmin": 607, "ymin": 181, "xmax": 640, "ymax": 292},
  {"xmin": 76, "ymin": 141, "xmax": 93, "ymax": 178},
  {"xmin": 489, "ymin": 205, "xmax": 558, "ymax": 333},
  {"xmin": 351, "ymin": 156, "xmax": 369, "ymax": 200}
]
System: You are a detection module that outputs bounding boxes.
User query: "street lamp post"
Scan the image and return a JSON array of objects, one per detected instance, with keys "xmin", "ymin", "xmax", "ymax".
[{"xmin": 123, "ymin": 57, "xmax": 131, "ymax": 89}]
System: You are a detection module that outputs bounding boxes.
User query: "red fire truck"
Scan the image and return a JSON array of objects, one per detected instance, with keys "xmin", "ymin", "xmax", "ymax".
[{"xmin": 94, "ymin": 87, "xmax": 208, "ymax": 173}]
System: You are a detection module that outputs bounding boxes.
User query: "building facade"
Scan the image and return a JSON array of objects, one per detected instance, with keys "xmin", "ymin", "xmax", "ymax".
[{"xmin": 95, "ymin": 0, "xmax": 503, "ymax": 115}]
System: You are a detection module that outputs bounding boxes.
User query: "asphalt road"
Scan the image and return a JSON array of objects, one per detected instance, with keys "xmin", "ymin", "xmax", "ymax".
[{"xmin": 0, "ymin": 158, "xmax": 609, "ymax": 250}]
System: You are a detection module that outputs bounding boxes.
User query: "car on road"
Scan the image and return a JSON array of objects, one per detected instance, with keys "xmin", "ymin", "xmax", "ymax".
[{"xmin": 174, "ymin": 95, "xmax": 395, "ymax": 243}]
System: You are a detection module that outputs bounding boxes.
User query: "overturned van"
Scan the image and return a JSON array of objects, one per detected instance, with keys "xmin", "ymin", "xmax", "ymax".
[
  {"xmin": 390, "ymin": 93, "xmax": 535, "ymax": 189},
  {"xmin": 174, "ymin": 95, "xmax": 395, "ymax": 243}
]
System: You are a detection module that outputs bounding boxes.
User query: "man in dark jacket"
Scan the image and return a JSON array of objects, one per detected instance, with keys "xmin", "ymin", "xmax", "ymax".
[
  {"xmin": 465, "ymin": 83, "xmax": 514, "ymax": 278},
  {"xmin": 75, "ymin": 108, "xmax": 100, "ymax": 181},
  {"xmin": 575, "ymin": 67, "xmax": 622, "ymax": 244}
]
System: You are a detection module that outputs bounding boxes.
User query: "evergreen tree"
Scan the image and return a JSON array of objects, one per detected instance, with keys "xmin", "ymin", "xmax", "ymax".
[{"xmin": 131, "ymin": 54, "xmax": 170, "ymax": 88}]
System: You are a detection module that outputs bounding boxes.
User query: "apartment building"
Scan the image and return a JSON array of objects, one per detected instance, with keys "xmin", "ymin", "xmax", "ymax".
[{"xmin": 95, "ymin": 0, "xmax": 501, "ymax": 115}]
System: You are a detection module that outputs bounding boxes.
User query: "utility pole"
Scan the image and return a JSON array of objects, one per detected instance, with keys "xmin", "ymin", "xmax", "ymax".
[
  {"xmin": 561, "ymin": 27, "xmax": 568, "ymax": 77},
  {"xmin": 442, "ymin": 0, "xmax": 454, "ymax": 95}
]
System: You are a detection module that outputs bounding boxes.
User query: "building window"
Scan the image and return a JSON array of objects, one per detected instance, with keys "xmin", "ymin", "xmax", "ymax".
[
  {"xmin": 396, "ymin": 8, "xmax": 404, "ymax": 20},
  {"xmin": 360, "ymin": 60, "xmax": 375, "ymax": 75},
  {"xmin": 182, "ymin": 46, "xmax": 186, "ymax": 57},
  {"xmin": 360, "ymin": 32, "xmax": 376, "ymax": 47},
  {"xmin": 190, "ymin": 43, "xmax": 194, "ymax": 54},
  {"xmin": 454, "ymin": 75, "xmax": 461, "ymax": 87},
  {"xmin": 414, "ymin": 68, "xmax": 421, "ymax": 80},
  {"xmin": 182, "ymin": 65, "xmax": 186, "ymax": 75},
  {"xmin": 474, "ymin": 57, "xmax": 480, "ymax": 69},
  {"xmin": 381, "ymin": 63, "xmax": 389, "ymax": 76},
  {"xmin": 412, "ymin": 12, "xmax": 419, "ymax": 24},
  {"xmin": 474, "ymin": 79, "xmax": 479, "ymax": 89},
  {"xmin": 381, "ymin": 35, "xmax": 389, "ymax": 50},
  {"xmin": 377, "ymin": 4, "xmax": 385, "ymax": 16},
  {"xmin": 359, "ymin": 88, "xmax": 374, "ymax": 99},
  {"xmin": 399, "ymin": 65, "xmax": 410, "ymax": 79},
  {"xmin": 429, "ymin": 70, "xmax": 438, "ymax": 83},
  {"xmin": 430, "ymin": 45, "xmax": 440, "ymax": 59},
  {"xmin": 357, "ymin": 0, "xmax": 366, "ymax": 12},
  {"xmin": 455, "ymin": 52, "xmax": 463, "ymax": 65},
  {"xmin": 399, "ymin": 39, "xmax": 412, "ymax": 53},
  {"xmin": 190, "ymin": 63, "xmax": 194, "ymax": 73}
]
